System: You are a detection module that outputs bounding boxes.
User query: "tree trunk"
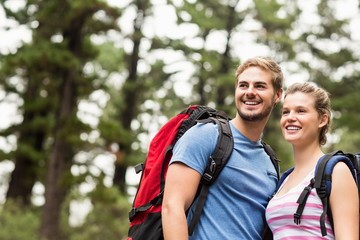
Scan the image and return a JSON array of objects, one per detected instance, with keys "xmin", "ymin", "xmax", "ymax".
[
  {"xmin": 40, "ymin": 74, "xmax": 76, "ymax": 240},
  {"xmin": 113, "ymin": 0, "xmax": 149, "ymax": 194},
  {"xmin": 6, "ymin": 76, "xmax": 46, "ymax": 205},
  {"xmin": 6, "ymin": 132, "xmax": 44, "ymax": 205},
  {"xmin": 216, "ymin": 3, "xmax": 237, "ymax": 106}
]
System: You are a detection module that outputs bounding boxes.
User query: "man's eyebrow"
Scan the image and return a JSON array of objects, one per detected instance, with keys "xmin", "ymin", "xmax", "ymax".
[{"xmin": 237, "ymin": 80, "xmax": 268, "ymax": 84}]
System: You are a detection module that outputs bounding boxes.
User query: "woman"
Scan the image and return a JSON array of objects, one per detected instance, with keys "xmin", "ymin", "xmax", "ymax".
[{"xmin": 266, "ymin": 82, "xmax": 359, "ymax": 239}]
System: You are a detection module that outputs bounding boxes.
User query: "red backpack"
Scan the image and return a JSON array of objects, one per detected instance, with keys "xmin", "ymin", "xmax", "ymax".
[{"xmin": 127, "ymin": 105, "xmax": 279, "ymax": 240}]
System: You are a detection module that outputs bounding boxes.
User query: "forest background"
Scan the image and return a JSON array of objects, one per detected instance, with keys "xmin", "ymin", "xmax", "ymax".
[{"xmin": 0, "ymin": 0, "xmax": 359, "ymax": 239}]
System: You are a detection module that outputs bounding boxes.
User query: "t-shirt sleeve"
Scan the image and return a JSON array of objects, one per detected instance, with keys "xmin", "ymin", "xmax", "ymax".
[{"xmin": 170, "ymin": 122, "xmax": 219, "ymax": 175}]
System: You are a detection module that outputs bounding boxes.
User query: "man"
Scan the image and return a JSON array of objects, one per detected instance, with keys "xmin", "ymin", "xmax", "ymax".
[{"xmin": 162, "ymin": 57, "xmax": 284, "ymax": 239}]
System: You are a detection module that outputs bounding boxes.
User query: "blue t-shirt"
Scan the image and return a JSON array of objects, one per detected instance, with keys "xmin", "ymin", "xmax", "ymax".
[{"xmin": 170, "ymin": 121, "xmax": 278, "ymax": 240}]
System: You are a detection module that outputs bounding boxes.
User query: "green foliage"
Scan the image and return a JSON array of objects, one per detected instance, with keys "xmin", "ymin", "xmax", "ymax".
[
  {"xmin": 0, "ymin": 186, "xmax": 131, "ymax": 240},
  {"xmin": 98, "ymin": 110, "xmax": 134, "ymax": 146},
  {"xmin": 333, "ymin": 128, "xmax": 360, "ymax": 153},
  {"xmin": 96, "ymin": 42, "xmax": 126, "ymax": 73},
  {"xmin": 0, "ymin": 201, "xmax": 40, "ymax": 240},
  {"xmin": 66, "ymin": 184, "xmax": 131, "ymax": 240}
]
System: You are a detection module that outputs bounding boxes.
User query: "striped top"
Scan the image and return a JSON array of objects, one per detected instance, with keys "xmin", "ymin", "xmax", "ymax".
[{"xmin": 266, "ymin": 169, "xmax": 334, "ymax": 239}]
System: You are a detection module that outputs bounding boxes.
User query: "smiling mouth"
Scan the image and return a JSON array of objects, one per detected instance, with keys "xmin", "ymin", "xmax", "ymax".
[
  {"xmin": 244, "ymin": 101, "xmax": 259, "ymax": 105},
  {"xmin": 286, "ymin": 126, "xmax": 301, "ymax": 130}
]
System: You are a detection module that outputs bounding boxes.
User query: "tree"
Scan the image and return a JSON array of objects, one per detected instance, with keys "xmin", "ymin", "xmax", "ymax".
[
  {"xmin": 251, "ymin": 0, "xmax": 360, "ymax": 165},
  {"xmin": 111, "ymin": 0, "xmax": 151, "ymax": 194},
  {"xmin": 169, "ymin": 0, "xmax": 243, "ymax": 112},
  {"xmin": 99, "ymin": 0, "xmax": 176, "ymax": 195},
  {"xmin": 37, "ymin": 1, "xmax": 119, "ymax": 239},
  {"xmin": 293, "ymin": 0, "xmax": 360, "ymax": 152},
  {"xmin": 0, "ymin": 0, "xmax": 120, "ymax": 239}
]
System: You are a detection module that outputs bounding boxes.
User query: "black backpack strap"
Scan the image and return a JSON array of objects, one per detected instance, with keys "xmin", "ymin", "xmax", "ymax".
[
  {"xmin": 201, "ymin": 117, "xmax": 233, "ymax": 185},
  {"xmin": 188, "ymin": 117, "xmax": 234, "ymax": 235},
  {"xmin": 262, "ymin": 141, "xmax": 280, "ymax": 179},
  {"xmin": 313, "ymin": 153, "xmax": 336, "ymax": 236},
  {"xmin": 294, "ymin": 178, "xmax": 315, "ymax": 224},
  {"xmin": 260, "ymin": 142, "xmax": 280, "ymax": 240},
  {"xmin": 187, "ymin": 184, "xmax": 210, "ymax": 236},
  {"xmin": 277, "ymin": 167, "xmax": 294, "ymax": 190},
  {"xmin": 175, "ymin": 105, "xmax": 216, "ymax": 142},
  {"xmin": 294, "ymin": 151, "xmax": 357, "ymax": 237},
  {"xmin": 129, "ymin": 192, "xmax": 163, "ymax": 221},
  {"xmin": 354, "ymin": 154, "xmax": 360, "ymax": 196},
  {"xmin": 292, "ymin": 153, "xmax": 336, "ymax": 236},
  {"xmin": 314, "ymin": 151, "xmax": 358, "ymax": 236}
]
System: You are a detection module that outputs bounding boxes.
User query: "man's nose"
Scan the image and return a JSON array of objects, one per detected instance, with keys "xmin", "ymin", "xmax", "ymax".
[{"xmin": 245, "ymin": 85, "xmax": 256, "ymax": 96}]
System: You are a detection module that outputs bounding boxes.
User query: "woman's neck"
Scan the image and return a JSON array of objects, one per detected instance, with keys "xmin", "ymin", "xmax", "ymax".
[{"xmin": 292, "ymin": 143, "xmax": 324, "ymax": 173}]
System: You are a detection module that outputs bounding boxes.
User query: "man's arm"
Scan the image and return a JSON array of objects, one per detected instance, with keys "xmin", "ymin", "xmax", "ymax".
[{"xmin": 162, "ymin": 162, "xmax": 202, "ymax": 240}]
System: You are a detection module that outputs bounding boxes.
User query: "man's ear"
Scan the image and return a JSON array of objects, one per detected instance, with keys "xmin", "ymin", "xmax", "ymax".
[{"xmin": 275, "ymin": 88, "xmax": 283, "ymax": 104}]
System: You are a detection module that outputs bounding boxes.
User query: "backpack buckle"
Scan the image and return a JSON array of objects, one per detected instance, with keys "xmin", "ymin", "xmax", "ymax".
[
  {"xmin": 134, "ymin": 163, "xmax": 144, "ymax": 174},
  {"xmin": 294, "ymin": 213, "xmax": 301, "ymax": 224},
  {"xmin": 129, "ymin": 208, "xmax": 136, "ymax": 221},
  {"xmin": 202, "ymin": 173, "xmax": 213, "ymax": 183}
]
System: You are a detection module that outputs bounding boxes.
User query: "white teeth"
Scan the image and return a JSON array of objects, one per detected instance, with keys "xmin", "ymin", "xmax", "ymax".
[
  {"xmin": 287, "ymin": 126, "xmax": 301, "ymax": 130},
  {"xmin": 245, "ymin": 101, "xmax": 258, "ymax": 105}
]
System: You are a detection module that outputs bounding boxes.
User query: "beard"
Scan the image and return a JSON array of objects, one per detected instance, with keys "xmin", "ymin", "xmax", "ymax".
[
  {"xmin": 237, "ymin": 99, "xmax": 275, "ymax": 122},
  {"xmin": 237, "ymin": 106, "xmax": 273, "ymax": 121}
]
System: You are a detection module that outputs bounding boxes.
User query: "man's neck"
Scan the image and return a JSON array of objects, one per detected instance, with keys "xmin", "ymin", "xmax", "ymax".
[{"xmin": 230, "ymin": 116, "xmax": 268, "ymax": 142}]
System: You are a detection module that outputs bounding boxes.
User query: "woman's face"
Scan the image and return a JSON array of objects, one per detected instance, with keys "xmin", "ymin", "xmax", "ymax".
[{"xmin": 280, "ymin": 92, "xmax": 326, "ymax": 146}]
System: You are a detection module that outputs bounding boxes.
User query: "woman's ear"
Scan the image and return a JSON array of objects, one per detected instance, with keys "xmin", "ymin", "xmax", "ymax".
[{"xmin": 319, "ymin": 114, "xmax": 329, "ymax": 128}]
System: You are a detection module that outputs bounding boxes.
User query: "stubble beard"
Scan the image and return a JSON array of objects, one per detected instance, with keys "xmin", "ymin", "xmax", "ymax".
[{"xmin": 237, "ymin": 100, "xmax": 275, "ymax": 122}]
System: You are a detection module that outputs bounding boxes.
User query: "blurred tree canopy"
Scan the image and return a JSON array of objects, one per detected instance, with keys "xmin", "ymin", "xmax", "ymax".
[{"xmin": 0, "ymin": 0, "xmax": 359, "ymax": 239}]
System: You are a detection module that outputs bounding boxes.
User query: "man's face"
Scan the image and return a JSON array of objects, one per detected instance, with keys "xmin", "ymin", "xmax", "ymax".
[{"xmin": 235, "ymin": 66, "xmax": 280, "ymax": 122}]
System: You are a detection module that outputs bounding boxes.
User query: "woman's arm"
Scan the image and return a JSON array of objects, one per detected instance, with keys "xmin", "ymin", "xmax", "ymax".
[{"xmin": 330, "ymin": 162, "xmax": 359, "ymax": 240}]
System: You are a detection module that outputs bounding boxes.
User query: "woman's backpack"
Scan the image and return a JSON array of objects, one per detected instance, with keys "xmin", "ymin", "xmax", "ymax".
[{"xmin": 278, "ymin": 151, "xmax": 360, "ymax": 236}]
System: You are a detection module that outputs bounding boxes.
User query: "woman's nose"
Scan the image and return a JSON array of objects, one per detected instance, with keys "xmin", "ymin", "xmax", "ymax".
[{"xmin": 286, "ymin": 112, "xmax": 296, "ymax": 121}]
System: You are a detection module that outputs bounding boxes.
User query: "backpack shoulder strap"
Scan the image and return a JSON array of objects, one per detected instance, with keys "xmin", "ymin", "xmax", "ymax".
[
  {"xmin": 188, "ymin": 114, "xmax": 234, "ymax": 235},
  {"xmin": 353, "ymin": 153, "xmax": 360, "ymax": 196},
  {"xmin": 257, "ymin": 142, "xmax": 280, "ymax": 240},
  {"xmin": 314, "ymin": 151, "xmax": 356, "ymax": 191},
  {"xmin": 313, "ymin": 151, "xmax": 357, "ymax": 236},
  {"xmin": 277, "ymin": 167, "xmax": 294, "ymax": 189},
  {"xmin": 262, "ymin": 141, "xmax": 281, "ymax": 179},
  {"xmin": 201, "ymin": 117, "xmax": 233, "ymax": 184},
  {"xmin": 291, "ymin": 151, "xmax": 358, "ymax": 237}
]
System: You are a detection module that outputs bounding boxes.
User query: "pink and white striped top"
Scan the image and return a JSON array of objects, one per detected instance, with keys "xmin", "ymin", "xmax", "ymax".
[{"xmin": 265, "ymin": 169, "xmax": 334, "ymax": 239}]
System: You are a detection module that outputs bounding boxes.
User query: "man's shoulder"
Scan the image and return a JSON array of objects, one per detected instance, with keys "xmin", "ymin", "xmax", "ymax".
[{"xmin": 184, "ymin": 121, "xmax": 219, "ymax": 138}]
